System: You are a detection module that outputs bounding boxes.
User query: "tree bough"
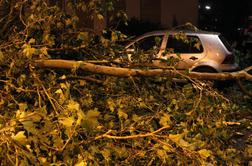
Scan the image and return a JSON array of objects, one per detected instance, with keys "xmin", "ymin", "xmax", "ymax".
[
  {"xmin": 34, "ymin": 59, "xmax": 252, "ymax": 81},
  {"xmin": 34, "ymin": 59, "xmax": 252, "ymax": 97}
]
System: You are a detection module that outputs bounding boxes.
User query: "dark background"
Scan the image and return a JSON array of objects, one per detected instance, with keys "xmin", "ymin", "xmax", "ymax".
[{"xmin": 198, "ymin": 0, "xmax": 252, "ymax": 41}]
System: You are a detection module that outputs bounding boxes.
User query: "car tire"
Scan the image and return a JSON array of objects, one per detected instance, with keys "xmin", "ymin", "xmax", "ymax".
[{"xmin": 192, "ymin": 66, "xmax": 234, "ymax": 90}]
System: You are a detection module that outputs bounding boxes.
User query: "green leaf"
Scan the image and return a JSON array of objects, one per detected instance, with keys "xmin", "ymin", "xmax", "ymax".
[
  {"xmin": 38, "ymin": 157, "xmax": 47, "ymax": 164},
  {"xmin": 194, "ymin": 42, "xmax": 201, "ymax": 50},
  {"xmin": 132, "ymin": 114, "xmax": 141, "ymax": 122},
  {"xmin": 59, "ymin": 117, "xmax": 75, "ymax": 127},
  {"xmin": 198, "ymin": 149, "xmax": 212, "ymax": 158},
  {"xmin": 0, "ymin": 98, "xmax": 4, "ymax": 107},
  {"xmin": 84, "ymin": 109, "xmax": 100, "ymax": 129},
  {"xmin": 111, "ymin": 31, "xmax": 118, "ymax": 42},
  {"xmin": 101, "ymin": 37, "xmax": 109, "ymax": 47},
  {"xmin": 101, "ymin": 148, "xmax": 111, "ymax": 161},
  {"xmin": 76, "ymin": 109, "xmax": 85, "ymax": 125},
  {"xmin": 78, "ymin": 32, "xmax": 89, "ymax": 42},
  {"xmin": 0, "ymin": 50, "xmax": 4, "ymax": 63},
  {"xmin": 74, "ymin": 160, "xmax": 87, "ymax": 166},
  {"xmin": 12, "ymin": 131, "xmax": 27, "ymax": 145},
  {"xmin": 18, "ymin": 103, "xmax": 28, "ymax": 111},
  {"xmin": 55, "ymin": 89, "xmax": 63, "ymax": 94},
  {"xmin": 107, "ymin": 98, "xmax": 115, "ymax": 112},
  {"xmin": 22, "ymin": 44, "xmax": 36, "ymax": 58},
  {"xmin": 246, "ymin": 145, "xmax": 252, "ymax": 156},
  {"xmin": 115, "ymin": 146, "xmax": 128, "ymax": 159},
  {"xmin": 67, "ymin": 100, "xmax": 80, "ymax": 111},
  {"xmin": 16, "ymin": 103, "xmax": 28, "ymax": 119},
  {"xmin": 157, "ymin": 149, "xmax": 166, "ymax": 158},
  {"xmin": 40, "ymin": 47, "xmax": 48, "ymax": 56},
  {"xmin": 22, "ymin": 120, "xmax": 37, "ymax": 134},
  {"xmin": 159, "ymin": 113, "xmax": 171, "ymax": 127},
  {"xmin": 28, "ymin": 38, "xmax": 36, "ymax": 44},
  {"xmin": 168, "ymin": 134, "xmax": 190, "ymax": 147},
  {"xmin": 118, "ymin": 109, "xmax": 128, "ymax": 119},
  {"xmin": 86, "ymin": 108, "xmax": 100, "ymax": 119},
  {"xmin": 162, "ymin": 144, "xmax": 172, "ymax": 152}
]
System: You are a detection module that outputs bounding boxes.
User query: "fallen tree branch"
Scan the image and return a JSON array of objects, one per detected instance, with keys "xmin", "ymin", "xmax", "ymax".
[
  {"xmin": 35, "ymin": 59, "xmax": 178, "ymax": 77},
  {"xmin": 34, "ymin": 59, "xmax": 252, "ymax": 81},
  {"xmin": 189, "ymin": 66, "xmax": 252, "ymax": 81}
]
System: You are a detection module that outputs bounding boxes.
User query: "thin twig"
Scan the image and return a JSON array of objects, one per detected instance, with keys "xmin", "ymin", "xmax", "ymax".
[
  {"xmin": 19, "ymin": 2, "xmax": 27, "ymax": 27},
  {"xmin": 32, "ymin": 73, "xmax": 58, "ymax": 114},
  {"xmin": 95, "ymin": 126, "xmax": 170, "ymax": 140},
  {"xmin": 236, "ymin": 79, "xmax": 252, "ymax": 97},
  {"xmin": 63, "ymin": 76, "xmax": 104, "ymax": 84}
]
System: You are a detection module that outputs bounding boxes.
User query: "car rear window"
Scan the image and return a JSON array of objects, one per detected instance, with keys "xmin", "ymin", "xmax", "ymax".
[
  {"xmin": 166, "ymin": 35, "xmax": 203, "ymax": 53},
  {"xmin": 218, "ymin": 35, "xmax": 232, "ymax": 52}
]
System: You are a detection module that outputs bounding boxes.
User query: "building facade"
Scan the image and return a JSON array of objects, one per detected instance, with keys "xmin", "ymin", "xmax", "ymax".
[
  {"xmin": 125, "ymin": 0, "xmax": 198, "ymax": 28},
  {"xmin": 47, "ymin": 0, "xmax": 199, "ymax": 32}
]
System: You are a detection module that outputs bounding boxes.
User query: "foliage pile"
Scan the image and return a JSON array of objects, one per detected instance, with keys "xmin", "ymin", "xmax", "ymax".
[{"xmin": 0, "ymin": 0, "xmax": 251, "ymax": 165}]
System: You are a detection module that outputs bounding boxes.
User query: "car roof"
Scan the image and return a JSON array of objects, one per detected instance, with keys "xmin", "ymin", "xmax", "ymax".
[{"xmin": 124, "ymin": 29, "xmax": 221, "ymax": 48}]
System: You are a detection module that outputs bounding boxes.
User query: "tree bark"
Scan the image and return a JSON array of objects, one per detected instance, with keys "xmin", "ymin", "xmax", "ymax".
[{"xmin": 34, "ymin": 59, "xmax": 252, "ymax": 81}]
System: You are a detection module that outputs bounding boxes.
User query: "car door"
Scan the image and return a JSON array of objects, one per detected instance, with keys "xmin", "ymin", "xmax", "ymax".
[
  {"xmin": 125, "ymin": 33, "xmax": 166, "ymax": 62},
  {"xmin": 156, "ymin": 34, "xmax": 205, "ymax": 69}
]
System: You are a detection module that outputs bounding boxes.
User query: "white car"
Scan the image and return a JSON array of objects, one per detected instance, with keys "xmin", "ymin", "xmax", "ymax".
[{"xmin": 123, "ymin": 30, "xmax": 239, "ymax": 72}]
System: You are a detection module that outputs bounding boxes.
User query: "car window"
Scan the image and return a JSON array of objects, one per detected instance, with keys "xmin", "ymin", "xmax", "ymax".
[
  {"xmin": 218, "ymin": 35, "xmax": 232, "ymax": 52},
  {"xmin": 134, "ymin": 35, "xmax": 163, "ymax": 51},
  {"xmin": 166, "ymin": 35, "xmax": 203, "ymax": 53}
]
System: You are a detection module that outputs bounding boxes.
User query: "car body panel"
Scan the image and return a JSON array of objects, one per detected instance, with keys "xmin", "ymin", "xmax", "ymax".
[{"xmin": 124, "ymin": 30, "xmax": 239, "ymax": 72}]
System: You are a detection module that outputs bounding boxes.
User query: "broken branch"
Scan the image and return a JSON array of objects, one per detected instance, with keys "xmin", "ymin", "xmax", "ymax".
[{"xmin": 34, "ymin": 59, "xmax": 252, "ymax": 81}]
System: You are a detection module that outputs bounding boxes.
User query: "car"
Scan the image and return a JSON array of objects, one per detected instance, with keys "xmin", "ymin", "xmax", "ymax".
[{"xmin": 122, "ymin": 30, "xmax": 239, "ymax": 73}]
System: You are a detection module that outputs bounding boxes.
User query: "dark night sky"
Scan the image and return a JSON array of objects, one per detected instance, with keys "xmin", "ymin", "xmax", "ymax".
[{"xmin": 198, "ymin": 0, "xmax": 251, "ymax": 40}]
